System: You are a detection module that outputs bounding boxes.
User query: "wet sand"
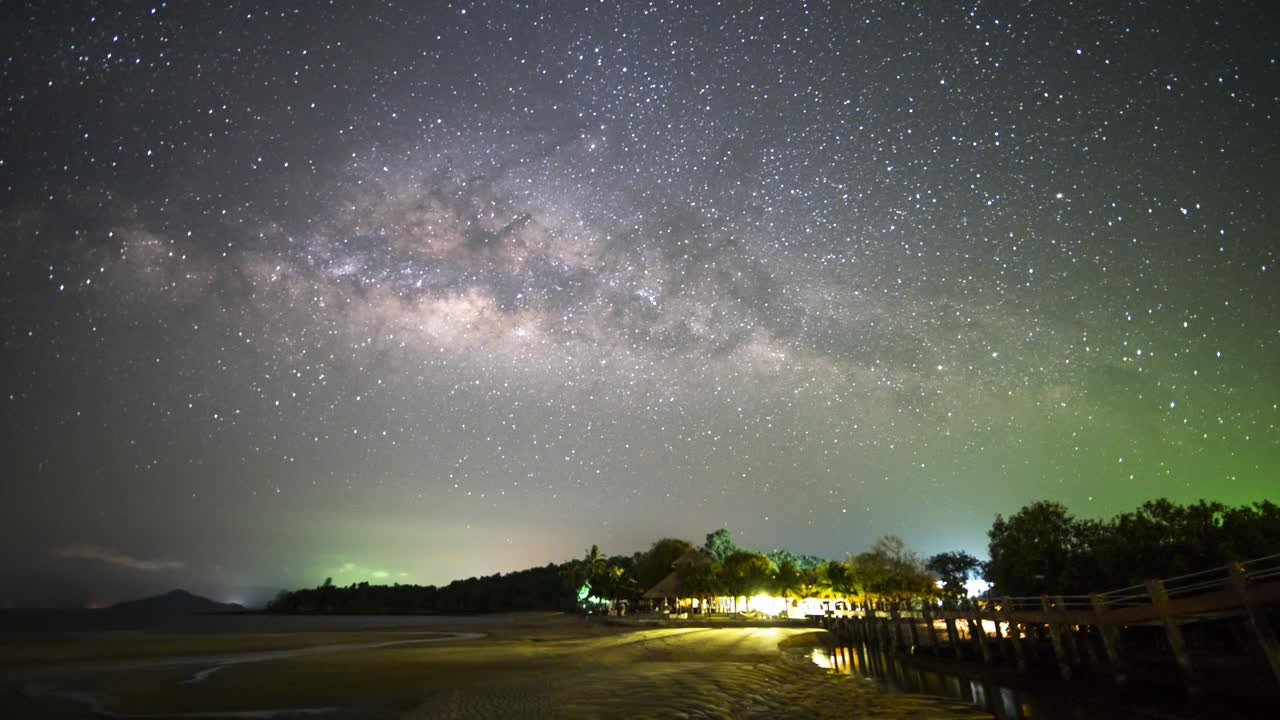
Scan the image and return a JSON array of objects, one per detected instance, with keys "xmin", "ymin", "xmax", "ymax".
[{"xmin": 3, "ymin": 614, "xmax": 992, "ymax": 719}]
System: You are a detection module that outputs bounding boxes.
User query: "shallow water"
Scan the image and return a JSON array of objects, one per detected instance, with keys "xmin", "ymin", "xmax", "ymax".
[
  {"xmin": 0, "ymin": 609, "xmax": 516, "ymax": 634},
  {"xmin": 813, "ymin": 644, "xmax": 1131, "ymax": 720}
]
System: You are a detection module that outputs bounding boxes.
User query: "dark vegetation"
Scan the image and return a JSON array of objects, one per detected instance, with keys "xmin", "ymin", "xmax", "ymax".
[
  {"xmin": 987, "ymin": 499, "xmax": 1280, "ymax": 596},
  {"xmin": 266, "ymin": 498, "xmax": 1279, "ymax": 614},
  {"xmin": 266, "ymin": 562, "xmax": 572, "ymax": 614}
]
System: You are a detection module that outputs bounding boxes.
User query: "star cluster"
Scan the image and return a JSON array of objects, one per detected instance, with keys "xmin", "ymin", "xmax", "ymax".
[{"xmin": 1, "ymin": 1, "xmax": 1276, "ymax": 605}]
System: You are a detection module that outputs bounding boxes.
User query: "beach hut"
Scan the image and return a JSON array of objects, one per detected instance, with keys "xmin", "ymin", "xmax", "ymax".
[
  {"xmin": 641, "ymin": 570, "xmax": 685, "ymax": 609},
  {"xmin": 642, "ymin": 549, "xmax": 704, "ymax": 613}
]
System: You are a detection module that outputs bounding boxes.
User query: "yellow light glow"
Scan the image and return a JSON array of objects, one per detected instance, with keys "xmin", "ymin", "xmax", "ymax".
[{"xmin": 749, "ymin": 594, "xmax": 788, "ymax": 616}]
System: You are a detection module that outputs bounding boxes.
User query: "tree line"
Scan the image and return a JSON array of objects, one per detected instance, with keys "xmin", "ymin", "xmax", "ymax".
[
  {"xmin": 987, "ymin": 498, "xmax": 1279, "ymax": 596},
  {"xmin": 265, "ymin": 498, "xmax": 1278, "ymax": 614}
]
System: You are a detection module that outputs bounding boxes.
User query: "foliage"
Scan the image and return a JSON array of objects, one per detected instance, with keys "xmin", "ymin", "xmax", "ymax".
[
  {"xmin": 798, "ymin": 567, "xmax": 821, "ymax": 598},
  {"xmin": 595, "ymin": 562, "xmax": 639, "ymax": 605},
  {"xmin": 265, "ymin": 501, "xmax": 1279, "ymax": 617},
  {"xmin": 763, "ymin": 548, "xmax": 828, "ymax": 571},
  {"xmin": 986, "ymin": 501, "xmax": 1084, "ymax": 597},
  {"xmin": 926, "ymin": 550, "xmax": 982, "ymax": 600},
  {"xmin": 675, "ymin": 554, "xmax": 723, "ymax": 602},
  {"xmin": 266, "ymin": 562, "xmax": 574, "ymax": 614},
  {"xmin": 772, "ymin": 560, "xmax": 804, "ymax": 599},
  {"xmin": 720, "ymin": 551, "xmax": 774, "ymax": 608},
  {"xmin": 702, "ymin": 529, "xmax": 740, "ymax": 565},
  {"xmin": 849, "ymin": 535, "xmax": 936, "ymax": 603},
  {"xmin": 986, "ymin": 499, "xmax": 1280, "ymax": 596},
  {"xmin": 635, "ymin": 538, "xmax": 694, "ymax": 590},
  {"xmin": 819, "ymin": 560, "xmax": 857, "ymax": 600}
]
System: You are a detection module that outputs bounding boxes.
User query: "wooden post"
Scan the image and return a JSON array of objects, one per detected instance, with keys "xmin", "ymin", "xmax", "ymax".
[
  {"xmin": 1025, "ymin": 623, "xmax": 1041, "ymax": 661},
  {"xmin": 922, "ymin": 603, "xmax": 941, "ymax": 655},
  {"xmin": 944, "ymin": 603, "xmax": 966, "ymax": 660},
  {"xmin": 1079, "ymin": 624, "xmax": 1102, "ymax": 668},
  {"xmin": 907, "ymin": 604, "xmax": 921, "ymax": 649},
  {"xmin": 1147, "ymin": 579, "xmax": 1197, "ymax": 694},
  {"xmin": 967, "ymin": 600, "xmax": 992, "ymax": 664},
  {"xmin": 887, "ymin": 606, "xmax": 902, "ymax": 654},
  {"xmin": 1229, "ymin": 563, "xmax": 1280, "ymax": 687},
  {"xmin": 1089, "ymin": 593, "xmax": 1127, "ymax": 686},
  {"xmin": 993, "ymin": 617, "xmax": 1014, "ymax": 664},
  {"xmin": 1001, "ymin": 597, "xmax": 1028, "ymax": 672},
  {"xmin": 1041, "ymin": 596, "xmax": 1072, "ymax": 680},
  {"xmin": 1055, "ymin": 596, "xmax": 1083, "ymax": 665}
]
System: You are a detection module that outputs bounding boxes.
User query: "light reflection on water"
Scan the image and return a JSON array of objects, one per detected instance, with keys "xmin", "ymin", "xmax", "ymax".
[{"xmin": 812, "ymin": 644, "xmax": 1065, "ymax": 720}]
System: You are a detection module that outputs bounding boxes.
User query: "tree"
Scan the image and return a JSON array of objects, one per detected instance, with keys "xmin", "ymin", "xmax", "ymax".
[
  {"xmin": 764, "ymin": 548, "xmax": 829, "ymax": 571},
  {"xmin": 988, "ymin": 501, "xmax": 1074, "ymax": 596},
  {"xmin": 595, "ymin": 562, "xmax": 639, "ymax": 612},
  {"xmin": 798, "ymin": 567, "xmax": 821, "ymax": 599},
  {"xmin": 851, "ymin": 535, "xmax": 935, "ymax": 604},
  {"xmin": 926, "ymin": 550, "xmax": 982, "ymax": 601},
  {"xmin": 584, "ymin": 544, "xmax": 606, "ymax": 578},
  {"xmin": 703, "ymin": 529, "xmax": 739, "ymax": 565},
  {"xmin": 676, "ymin": 555, "xmax": 722, "ymax": 611},
  {"xmin": 820, "ymin": 560, "xmax": 857, "ymax": 603},
  {"xmin": 987, "ymin": 501, "xmax": 1090, "ymax": 596},
  {"xmin": 1220, "ymin": 500, "xmax": 1280, "ymax": 560},
  {"xmin": 773, "ymin": 560, "xmax": 803, "ymax": 601},
  {"xmin": 561, "ymin": 544, "xmax": 610, "ymax": 609},
  {"xmin": 989, "ymin": 498, "xmax": 1280, "ymax": 596},
  {"xmin": 636, "ymin": 538, "xmax": 694, "ymax": 591},
  {"xmin": 584, "ymin": 544, "xmax": 609, "ymax": 602},
  {"xmin": 721, "ymin": 550, "xmax": 773, "ymax": 611}
]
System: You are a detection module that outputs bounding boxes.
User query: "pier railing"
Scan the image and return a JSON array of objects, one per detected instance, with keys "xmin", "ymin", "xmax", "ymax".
[{"xmin": 820, "ymin": 553, "xmax": 1280, "ymax": 693}]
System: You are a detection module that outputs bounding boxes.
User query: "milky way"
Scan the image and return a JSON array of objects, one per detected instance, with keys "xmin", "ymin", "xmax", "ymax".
[{"xmin": 1, "ymin": 2, "xmax": 1276, "ymax": 605}]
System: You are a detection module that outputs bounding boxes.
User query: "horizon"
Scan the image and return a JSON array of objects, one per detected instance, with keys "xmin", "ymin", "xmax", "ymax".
[
  {"xmin": 3, "ymin": 3, "xmax": 1276, "ymax": 611},
  {"xmin": 6, "ymin": 499, "xmax": 1271, "ymax": 610}
]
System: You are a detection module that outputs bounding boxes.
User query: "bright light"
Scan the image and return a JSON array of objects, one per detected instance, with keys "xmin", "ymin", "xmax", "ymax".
[
  {"xmin": 965, "ymin": 578, "xmax": 992, "ymax": 597},
  {"xmin": 748, "ymin": 594, "xmax": 788, "ymax": 616}
]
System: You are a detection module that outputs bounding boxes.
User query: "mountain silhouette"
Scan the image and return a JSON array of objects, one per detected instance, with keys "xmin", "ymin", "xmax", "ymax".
[{"xmin": 108, "ymin": 589, "xmax": 244, "ymax": 614}]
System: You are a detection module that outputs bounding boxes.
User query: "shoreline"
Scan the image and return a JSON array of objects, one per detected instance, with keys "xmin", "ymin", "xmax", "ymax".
[{"xmin": 3, "ymin": 614, "xmax": 994, "ymax": 719}]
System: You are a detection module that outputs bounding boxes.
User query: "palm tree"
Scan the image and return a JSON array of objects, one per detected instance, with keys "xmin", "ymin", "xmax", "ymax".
[
  {"xmin": 774, "ymin": 560, "xmax": 804, "ymax": 605},
  {"xmin": 581, "ymin": 544, "xmax": 609, "ymax": 607},
  {"xmin": 584, "ymin": 544, "xmax": 606, "ymax": 579},
  {"xmin": 799, "ymin": 568, "xmax": 821, "ymax": 600}
]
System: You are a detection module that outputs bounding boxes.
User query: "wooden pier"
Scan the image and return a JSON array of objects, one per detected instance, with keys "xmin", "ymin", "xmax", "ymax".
[{"xmin": 820, "ymin": 553, "xmax": 1280, "ymax": 694}]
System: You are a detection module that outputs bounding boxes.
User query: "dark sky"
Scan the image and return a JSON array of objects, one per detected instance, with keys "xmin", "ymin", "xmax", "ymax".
[{"xmin": 1, "ymin": 1, "xmax": 1276, "ymax": 607}]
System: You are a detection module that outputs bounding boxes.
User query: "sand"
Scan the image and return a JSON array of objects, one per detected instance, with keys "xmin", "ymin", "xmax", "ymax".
[{"xmin": 2, "ymin": 614, "xmax": 992, "ymax": 719}]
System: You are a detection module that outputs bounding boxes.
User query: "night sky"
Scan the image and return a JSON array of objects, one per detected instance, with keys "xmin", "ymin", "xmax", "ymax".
[{"xmin": 2, "ymin": 2, "xmax": 1277, "ymax": 607}]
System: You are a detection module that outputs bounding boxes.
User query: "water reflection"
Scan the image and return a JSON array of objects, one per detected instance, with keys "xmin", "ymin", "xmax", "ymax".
[{"xmin": 812, "ymin": 644, "xmax": 1070, "ymax": 720}]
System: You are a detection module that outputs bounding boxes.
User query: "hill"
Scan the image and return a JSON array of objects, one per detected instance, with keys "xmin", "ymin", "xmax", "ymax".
[{"xmin": 109, "ymin": 589, "xmax": 244, "ymax": 615}]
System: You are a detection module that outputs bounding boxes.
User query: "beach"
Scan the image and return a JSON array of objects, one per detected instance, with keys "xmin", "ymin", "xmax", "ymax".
[{"xmin": 1, "ymin": 613, "xmax": 992, "ymax": 719}]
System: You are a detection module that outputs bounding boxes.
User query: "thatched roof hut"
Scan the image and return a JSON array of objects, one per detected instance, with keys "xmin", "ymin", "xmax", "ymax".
[
  {"xmin": 642, "ymin": 570, "xmax": 684, "ymax": 599},
  {"xmin": 641, "ymin": 549, "xmax": 705, "ymax": 600}
]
